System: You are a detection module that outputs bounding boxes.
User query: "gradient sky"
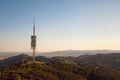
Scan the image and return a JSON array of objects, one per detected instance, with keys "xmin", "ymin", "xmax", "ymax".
[{"xmin": 1, "ymin": 0, "xmax": 120, "ymax": 52}]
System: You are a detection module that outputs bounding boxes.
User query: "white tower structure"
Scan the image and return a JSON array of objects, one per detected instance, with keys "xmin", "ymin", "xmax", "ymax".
[{"xmin": 31, "ymin": 16, "xmax": 36, "ymax": 62}]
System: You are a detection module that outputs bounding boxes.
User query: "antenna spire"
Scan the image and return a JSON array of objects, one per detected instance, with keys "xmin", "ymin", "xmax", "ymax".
[{"xmin": 33, "ymin": 16, "xmax": 35, "ymax": 35}]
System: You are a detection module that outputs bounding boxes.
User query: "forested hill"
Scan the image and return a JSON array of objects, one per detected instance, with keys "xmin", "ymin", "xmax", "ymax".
[
  {"xmin": 79, "ymin": 53, "xmax": 120, "ymax": 70},
  {"xmin": 1, "ymin": 53, "xmax": 120, "ymax": 71},
  {"xmin": 0, "ymin": 61, "xmax": 120, "ymax": 80},
  {"xmin": 0, "ymin": 53, "xmax": 120, "ymax": 80}
]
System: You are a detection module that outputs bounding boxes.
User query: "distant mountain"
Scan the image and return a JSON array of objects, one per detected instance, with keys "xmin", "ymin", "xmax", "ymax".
[
  {"xmin": 0, "ymin": 55, "xmax": 7, "ymax": 60},
  {"xmin": 1, "ymin": 50, "xmax": 120, "ymax": 58},
  {"xmin": 40, "ymin": 50, "xmax": 120, "ymax": 57}
]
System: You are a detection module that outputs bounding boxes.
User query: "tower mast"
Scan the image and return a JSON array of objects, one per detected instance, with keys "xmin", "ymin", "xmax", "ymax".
[
  {"xmin": 33, "ymin": 16, "xmax": 35, "ymax": 35},
  {"xmin": 31, "ymin": 16, "xmax": 36, "ymax": 62}
]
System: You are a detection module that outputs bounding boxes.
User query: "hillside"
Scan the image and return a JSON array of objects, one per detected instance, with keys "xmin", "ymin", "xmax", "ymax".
[
  {"xmin": 0, "ymin": 61, "xmax": 120, "ymax": 80},
  {"xmin": 0, "ymin": 54, "xmax": 32, "ymax": 67},
  {"xmin": 0, "ymin": 53, "xmax": 120, "ymax": 80},
  {"xmin": 79, "ymin": 53, "xmax": 120, "ymax": 70},
  {"xmin": 0, "ymin": 53, "xmax": 120, "ymax": 71}
]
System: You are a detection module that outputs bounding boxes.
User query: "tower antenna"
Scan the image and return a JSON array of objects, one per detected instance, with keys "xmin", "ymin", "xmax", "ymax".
[
  {"xmin": 31, "ymin": 16, "xmax": 36, "ymax": 62},
  {"xmin": 33, "ymin": 16, "xmax": 35, "ymax": 35}
]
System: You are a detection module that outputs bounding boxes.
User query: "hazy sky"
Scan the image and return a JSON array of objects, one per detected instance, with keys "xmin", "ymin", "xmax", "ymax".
[{"xmin": 1, "ymin": 0, "xmax": 120, "ymax": 52}]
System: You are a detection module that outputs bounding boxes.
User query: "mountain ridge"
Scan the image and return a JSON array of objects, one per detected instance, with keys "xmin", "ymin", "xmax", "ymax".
[
  {"xmin": 0, "ymin": 53, "xmax": 120, "ymax": 71},
  {"xmin": 1, "ymin": 50, "xmax": 120, "ymax": 58}
]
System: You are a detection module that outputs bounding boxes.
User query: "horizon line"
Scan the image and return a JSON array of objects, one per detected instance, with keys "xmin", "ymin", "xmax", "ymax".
[{"xmin": 1, "ymin": 49, "xmax": 120, "ymax": 53}]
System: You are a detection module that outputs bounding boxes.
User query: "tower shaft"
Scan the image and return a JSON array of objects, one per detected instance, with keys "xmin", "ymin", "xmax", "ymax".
[{"xmin": 33, "ymin": 47, "xmax": 35, "ymax": 62}]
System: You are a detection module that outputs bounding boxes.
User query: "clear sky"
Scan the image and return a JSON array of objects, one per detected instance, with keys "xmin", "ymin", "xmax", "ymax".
[{"xmin": 0, "ymin": 0, "xmax": 120, "ymax": 52}]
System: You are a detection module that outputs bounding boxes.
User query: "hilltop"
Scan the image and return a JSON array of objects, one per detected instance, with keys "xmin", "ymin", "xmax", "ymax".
[
  {"xmin": 0, "ymin": 53, "xmax": 120, "ymax": 71},
  {"xmin": 0, "ymin": 53, "xmax": 120, "ymax": 80},
  {"xmin": 0, "ymin": 60, "xmax": 120, "ymax": 80}
]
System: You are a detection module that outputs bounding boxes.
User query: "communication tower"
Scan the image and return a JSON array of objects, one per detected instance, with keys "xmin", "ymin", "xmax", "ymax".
[{"xmin": 31, "ymin": 16, "xmax": 36, "ymax": 62}]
